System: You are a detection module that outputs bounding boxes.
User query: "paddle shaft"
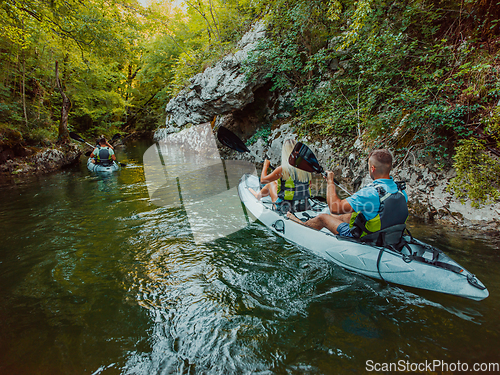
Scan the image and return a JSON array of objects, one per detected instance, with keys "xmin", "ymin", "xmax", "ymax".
[
  {"xmin": 256, "ymin": 152, "xmax": 275, "ymax": 171},
  {"xmin": 321, "ymin": 171, "xmax": 352, "ymax": 196},
  {"xmin": 83, "ymin": 140, "xmax": 96, "ymax": 149},
  {"xmin": 70, "ymin": 132, "xmax": 97, "ymax": 149}
]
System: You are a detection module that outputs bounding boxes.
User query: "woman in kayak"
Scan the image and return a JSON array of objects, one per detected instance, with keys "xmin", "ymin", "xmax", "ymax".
[{"xmin": 249, "ymin": 139, "xmax": 312, "ymax": 210}]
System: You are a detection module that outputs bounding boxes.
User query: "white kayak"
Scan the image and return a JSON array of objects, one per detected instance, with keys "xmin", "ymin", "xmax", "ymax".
[
  {"xmin": 87, "ymin": 158, "xmax": 120, "ymax": 173},
  {"xmin": 238, "ymin": 173, "xmax": 488, "ymax": 301}
]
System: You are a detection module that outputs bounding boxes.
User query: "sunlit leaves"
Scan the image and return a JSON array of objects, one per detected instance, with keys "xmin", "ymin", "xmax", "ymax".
[
  {"xmin": 447, "ymin": 138, "xmax": 500, "ymax": 208},
  {"xmin": 327, "ymin": 0, "xmax": 342, "ymax": 21},
  {"xmin": 338, "ymin": 0, "xmax": 373, "ymax": 50}
]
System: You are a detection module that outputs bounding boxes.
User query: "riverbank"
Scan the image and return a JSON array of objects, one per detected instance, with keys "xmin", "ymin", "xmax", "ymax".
[
  {"xmin": 0, "ymin": 130, "xmax": 155, "ymax": 185},
  {"xmin": 0, "ymin": 141, "xmax": 81, "ymax": 182}
]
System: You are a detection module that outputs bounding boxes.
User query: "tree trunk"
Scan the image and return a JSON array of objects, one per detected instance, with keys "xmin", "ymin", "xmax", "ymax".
[
  {"xmin": 208, "ymin": 0, "xmax": 221, "ymax": 42},
  {"xmin": 22, "ymin": 52, "xmax": 29, "ymax": 129},
  {"xmin": 55, "ymin": 61, "xmax": 70, "ymax": 144}
]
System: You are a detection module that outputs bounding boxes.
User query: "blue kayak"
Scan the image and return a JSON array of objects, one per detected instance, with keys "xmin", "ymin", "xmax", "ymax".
[{"xmin": 87, "ymin": 158, "xmax": 120, "ymax": 173}]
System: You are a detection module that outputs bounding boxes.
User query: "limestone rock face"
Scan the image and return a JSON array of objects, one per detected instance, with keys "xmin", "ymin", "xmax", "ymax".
[{"xmin": 160, "ymin": 22, "xmax": 267, "ymax": 138}]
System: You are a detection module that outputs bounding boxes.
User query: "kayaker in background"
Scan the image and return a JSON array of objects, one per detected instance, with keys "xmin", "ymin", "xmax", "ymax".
[
  {"xmin": 90, "ymin": 137, "xmax": 117, "ymax": 166},
  {"xmin": 287, "ymin": 149, "xmax": 408, "ymax": 241},
  {"xmin": 249, "ymin": 139, "xmax": 312, "ymax": 212}
]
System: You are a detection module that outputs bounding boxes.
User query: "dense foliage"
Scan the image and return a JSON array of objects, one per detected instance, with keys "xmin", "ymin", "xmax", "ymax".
[
  {"xmin": 244, "ymin": 0, "xmax": 500, "ymax": 206},
  {"xmin": 0, "ymin": 0, "xmax": 499, "ymax": 205},
  {"xmin": 0, "ymin": 0, "xmax": 256, "ymax": 143}
]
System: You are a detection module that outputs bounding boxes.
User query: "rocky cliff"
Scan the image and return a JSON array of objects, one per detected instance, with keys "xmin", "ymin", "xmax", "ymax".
[
  {"xmin": 158, "ymin": 22, "xmax": 293, "ymax": 142},
  {"xmin": 156, "ymin": 23, "xmax": 500, "ymax": 232},
  {"xmin": 159, "ymin": 22, "xmax": 267, "ymax": 136}
]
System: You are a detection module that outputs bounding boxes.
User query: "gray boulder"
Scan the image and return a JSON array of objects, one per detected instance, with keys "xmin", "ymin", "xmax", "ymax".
[{"xmin": 161, "ymin": 22, "xmax": 267, "ymax": 137}]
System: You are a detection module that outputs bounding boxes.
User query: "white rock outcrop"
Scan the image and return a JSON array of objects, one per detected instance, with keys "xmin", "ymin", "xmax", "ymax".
[{"xmin": 160, "ymin": 22, "xmax": 267, "ymax": 137}]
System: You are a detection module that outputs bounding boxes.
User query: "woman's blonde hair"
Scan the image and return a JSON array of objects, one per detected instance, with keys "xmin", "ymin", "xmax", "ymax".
[{"xmin": 281, "ymin": 139, "xmax": 311, "ymax": 183}]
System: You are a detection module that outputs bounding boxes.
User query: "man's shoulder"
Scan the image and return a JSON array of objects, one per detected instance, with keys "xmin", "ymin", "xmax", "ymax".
[
  {"xmin": 350, "ymin": 179, "xmax": 397, "ymax": 199},
  {"xmin": 372, "ymin": 178, "xmax": 399, "ymax": 191},
  {"xmin": 346, "ymin": 184, "xmax": 380, "ymax": 204},
  {"xmin": 373, "ymin": 178, "xmax": 408, "ymax": 200},
  {"xmin": 357, "ymin": 183, "xmax": 381, "ymax": 196}
]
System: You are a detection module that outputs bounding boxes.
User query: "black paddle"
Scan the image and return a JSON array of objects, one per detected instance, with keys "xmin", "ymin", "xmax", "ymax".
[
  {"xmin": 289, "ymin": 142, "xmax": 352, "ymax": 196},
  {"xmin": 217, "ymin": 126, "xmax": 329, "ymax": 202},
  {"xmin": 217, "ymin": 126, "xmax": 275, "ymax": 170},
  {"xmin": 110, "ymin": 133, "xmax": 121, "ymax": 143},
  {"xmin": 70, "ymin": 132, "xmax": 121, "ymax": 146},
  {"xmin": 69, "ymin": 132, "xmax": 96, "ymax": 148}
]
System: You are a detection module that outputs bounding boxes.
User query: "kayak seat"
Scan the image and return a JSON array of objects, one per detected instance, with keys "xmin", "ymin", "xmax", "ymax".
[
  {"xmin": 335, "ymin": 225, "xmax": 408, "ymax": 250},
  {"xmin": 97, "ymin": 160, "xmax": 113, "ymax": 167},
  {"xmin": 307, "ymin": 197, "xmax": 328, "ymax": 212},
  {"xmin": 359, "ymin": 224, "xmax": 407, "ymax": 250}
]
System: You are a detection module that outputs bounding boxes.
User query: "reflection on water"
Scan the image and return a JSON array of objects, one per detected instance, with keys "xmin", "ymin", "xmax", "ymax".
[{"xmin": 0, "ymin": 140, "xmax": 499, "ymax": 374}]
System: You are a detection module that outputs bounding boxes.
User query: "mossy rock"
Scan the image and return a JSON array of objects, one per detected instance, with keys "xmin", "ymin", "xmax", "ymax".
[{"xmin": 0, "ymin": 125, "xmax": 24, "ymax": 147}]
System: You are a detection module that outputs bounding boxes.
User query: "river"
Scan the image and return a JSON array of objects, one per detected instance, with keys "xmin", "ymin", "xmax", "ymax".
[{"xmin": 0, "ymin": 140, "xmax": 499, "ymax": 374}]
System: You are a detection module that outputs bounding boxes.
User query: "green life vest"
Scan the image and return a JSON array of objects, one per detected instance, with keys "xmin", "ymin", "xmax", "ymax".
[
  {"xmin": 349, "ymin": 183, "xmax": 408, "ymax": 245},
  {"xmin": 277, "ymin": 176, "xmax": 311, "ymax": 201}
]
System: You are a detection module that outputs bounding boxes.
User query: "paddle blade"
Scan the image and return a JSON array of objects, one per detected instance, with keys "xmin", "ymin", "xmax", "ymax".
[
  {"xmin": 69, "ymin": 132, "xmax": 85, "ymax": 143},
  {"xmin": 217, "ymin": 126, "xmax": 250, "ymax": 153},
  {"xmin": 289, "ymin": 142, "xmax": 324, "ymax": 174}
]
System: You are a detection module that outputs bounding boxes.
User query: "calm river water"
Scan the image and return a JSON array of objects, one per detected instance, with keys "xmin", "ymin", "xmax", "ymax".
[{"xmin": 0, "ymin": 140, "xmax": 499, "ymax": 374}]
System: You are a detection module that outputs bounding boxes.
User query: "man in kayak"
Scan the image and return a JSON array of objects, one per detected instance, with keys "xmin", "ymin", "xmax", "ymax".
[
  {"xmin": 287, "ymin": 149, "xmax": 408, "ymax": 240},
  {"xmin": 249, "ymin": 139, "xmax": 312, "ymax": 212},
  {"xmin": 90, "ymin": 137, "xmax": 117, "ymax": 166}
]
